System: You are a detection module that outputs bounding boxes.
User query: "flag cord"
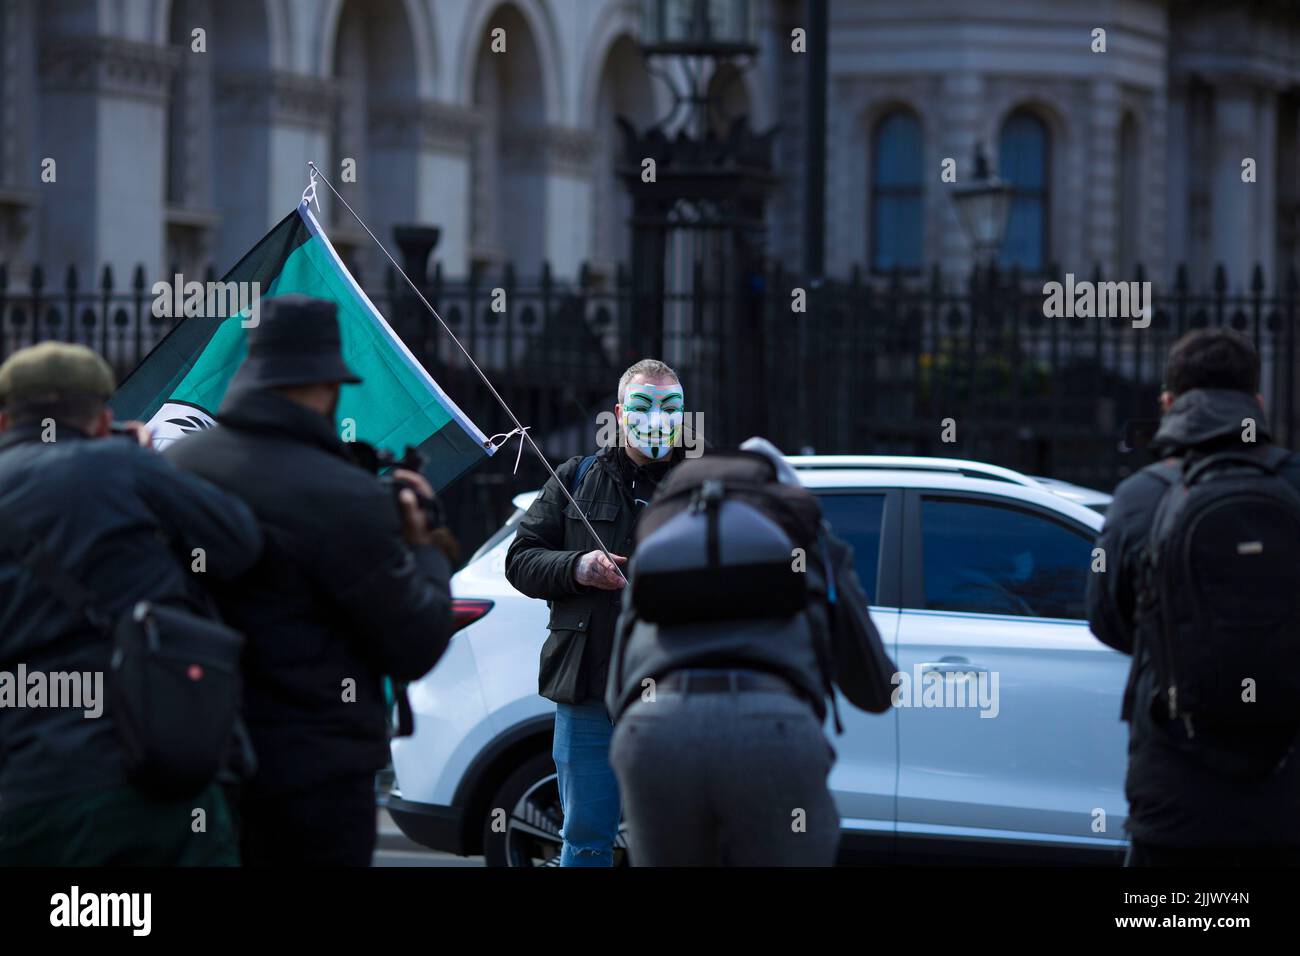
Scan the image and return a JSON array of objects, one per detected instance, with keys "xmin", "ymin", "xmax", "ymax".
[{"xmin": 305, "ymin": 162, "xmax": 627, "ymax": 584}]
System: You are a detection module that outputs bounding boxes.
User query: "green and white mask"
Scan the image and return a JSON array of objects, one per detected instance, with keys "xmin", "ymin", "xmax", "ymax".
[{"xmin": 621, "ymin": 382, "xmax": 684, "ymax": 461}]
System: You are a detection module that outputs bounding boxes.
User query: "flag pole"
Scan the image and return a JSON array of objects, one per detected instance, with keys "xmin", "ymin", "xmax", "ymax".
[{"xmin": 305, "ymin": 163, "xmax": 628, "ymax": 584}]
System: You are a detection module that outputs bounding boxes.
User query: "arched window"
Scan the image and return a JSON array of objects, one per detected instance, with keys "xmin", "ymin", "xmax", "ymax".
[
  {"xmin": 870, "ymin": 110, "xmax": 923, "ymax": 272},
  {"xmin": 998, "ymin": 110, "xmax": 1050, "ymax": 271}
]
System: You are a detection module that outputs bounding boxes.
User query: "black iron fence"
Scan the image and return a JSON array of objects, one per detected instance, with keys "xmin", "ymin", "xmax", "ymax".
[{"xmin": 4, "ymin": 258, "xmax": 1298, "ymax": 555}]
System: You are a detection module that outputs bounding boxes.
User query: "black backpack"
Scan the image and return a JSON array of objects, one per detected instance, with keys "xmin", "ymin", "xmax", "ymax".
[
  {"xmin": 1138, "ymin": 446, "xmax": 1300, "ymax": 733},
  {"xmin": 630, "ymin": 450, "xmax": 823, "ymax": 625}
]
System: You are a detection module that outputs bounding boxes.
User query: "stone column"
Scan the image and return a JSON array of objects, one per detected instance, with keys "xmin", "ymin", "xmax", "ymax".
[
  {"xmin": 1086, "ymin": 78, "xmax": 1122, "ymax": 277},
  {"xmin": 498, "ymin": 125, "xmax": 598, "ymax": 278},
  {"xmin": 38, "ymin": 37, "xmax": 178, "ymax": 280},
  {"xmin": 1210, "ymin": 83, "xmax": 1261, "ymax": 289},
  {"xmin": 212, "ymin": 71, "xmax": 337, "ymax": 270},
  {"xmin": 0, "ymin": 0, "xmax": 38, "ymax": 276},
  {"xmin": 540, "ymin": 126, "xmax": 599, "ymax": 279},
  {"xmin": 937, "ymin": 71, "xmax": 983, "ymax": 278},
  {"xmin": 369, "ymin": 99, "xmax": 480, "ymax": 277},
  {"xmin": 1253, "ymin": 85, "xmax": 1278, "ymax": 286}
]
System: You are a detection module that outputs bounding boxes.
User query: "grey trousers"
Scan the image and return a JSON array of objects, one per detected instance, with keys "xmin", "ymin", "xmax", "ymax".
[{"xmin": 609, "ymin": 685, "xmax": 841, "ymax": 866}]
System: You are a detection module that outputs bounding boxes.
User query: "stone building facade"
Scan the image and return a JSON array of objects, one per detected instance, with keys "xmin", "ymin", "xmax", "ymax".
[{"xmin": 0, "ymin": 0, "xmax": 1296, "ymax": 292}]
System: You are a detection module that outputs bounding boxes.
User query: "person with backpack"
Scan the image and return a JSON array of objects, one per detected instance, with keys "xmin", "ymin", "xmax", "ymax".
[
  {"xmin": 0, "ymin": 343, "xmax": 262, "ymax": 865},
  {"xmin": 1087, "ymin": 327, "xmax": 1300, "ymax": 866},
  {"xmin": 505, "ymin": 359, "xmax": 690, "ymax": 866},
  {"xmin": 605, "ymin": 438, "xmax": 896, "ymax": 866}
]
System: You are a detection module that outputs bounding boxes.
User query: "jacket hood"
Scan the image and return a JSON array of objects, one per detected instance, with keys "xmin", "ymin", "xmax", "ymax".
[{"xmin": 1152, "ymin": 387, "xmax": 1270, "ymax": 453}]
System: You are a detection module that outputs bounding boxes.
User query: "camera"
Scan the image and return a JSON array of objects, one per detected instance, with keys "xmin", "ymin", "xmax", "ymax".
[{"xmin": 347, "ymin": 440, "xmax": 447, "ymax": 530}]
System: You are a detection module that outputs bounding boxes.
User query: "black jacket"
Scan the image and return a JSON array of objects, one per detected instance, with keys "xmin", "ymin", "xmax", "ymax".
[
  {"xmin": 165, "ymin": 387, "xmax": 454, "ymax": 796},
  {"xmin": 1087, "ymin": 387, "xmax": 1300, "ymax": 848},
  {"xmin": 506, "ymin": 446, "xmax": 682, "ymax": 704},
  {"xmin": 605, "ymin": 527, "xmax": 896, "ymax": 723},
  {"xmin": 0, "ymin": 425, "xmax": 261, "ymax": 809}
]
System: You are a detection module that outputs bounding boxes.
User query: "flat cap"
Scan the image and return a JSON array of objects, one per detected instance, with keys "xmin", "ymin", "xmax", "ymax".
[{"xmin": 0, "ymin": 342, "xmax": 115, "ymax": 406}]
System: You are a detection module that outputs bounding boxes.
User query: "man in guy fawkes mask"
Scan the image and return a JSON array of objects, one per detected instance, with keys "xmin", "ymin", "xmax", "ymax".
[{"xmin": 506, "ymin": 358, "xmax": 694, "ymax": 866}]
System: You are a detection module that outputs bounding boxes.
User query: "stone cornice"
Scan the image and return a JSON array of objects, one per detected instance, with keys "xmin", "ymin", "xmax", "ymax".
[
  {"xmin": 368, "ymin": 99, "xmax": 483, "ymax": 154},
  {"xmin": 39, "ymin": 37, "xmax": 179, "ymax": 104},
  {"xmin": 214, "ymin": 71, "xmax": 339, "ymax": 129},
  {"xmin": 502, "ymin": 125, "xmax": 601, "ymax": 176}
]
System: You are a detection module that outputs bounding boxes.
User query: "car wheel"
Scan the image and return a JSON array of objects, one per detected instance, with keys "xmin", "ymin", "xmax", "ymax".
[{"xmin": 481, "ymin": 751, "xmax": 629, "ymax": 867}]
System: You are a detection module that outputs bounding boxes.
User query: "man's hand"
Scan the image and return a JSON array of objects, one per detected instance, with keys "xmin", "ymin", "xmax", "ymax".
[
  {"xmin": 574, "ymin": 549, "xmax": 627, "ymax": 590},
  {"xmin": 392, "ymin": 468, "xmax": 437, "ymax": 548}
]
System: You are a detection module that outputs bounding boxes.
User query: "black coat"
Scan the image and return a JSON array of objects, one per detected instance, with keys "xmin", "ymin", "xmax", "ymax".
[
  {"xmin": 165, "ymin": 387, "xmax": 454, "ymax": 796},
  {"xmin": 506, "ymin": 446, "xmax": 680, "ymax": 704},
  {"xmin": 1087, "ymin": 387, "xmax": 1300, "ymax": 848},
  {"xmin": 0, "ymin": 426, "xmax": 261, "ymax": 808}
]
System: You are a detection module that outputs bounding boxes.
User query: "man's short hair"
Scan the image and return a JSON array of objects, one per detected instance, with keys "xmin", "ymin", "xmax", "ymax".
[
  {"xmin": 618, "ymin": 358, "xmax": 680, "ymax": 404},
  {"xmin": 1164, "ymin": 328, "xmax": 1260, "ymax": 396},
  {"xmin": 4, "ymin": 392, "xmax": 106, "ymax": 430}
]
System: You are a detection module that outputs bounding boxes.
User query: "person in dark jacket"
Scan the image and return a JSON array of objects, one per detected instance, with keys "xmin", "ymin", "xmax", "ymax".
[
  {"xmin": 1087, "ymin": 327, "xmax": 1300, "ymax": 866},
  {"xmin": 605, "ymin": 438, "xmax": 897, "ymax": 866},
  {"xmin": 165, "ymin": 295, "xmax": 456, "ymax": 867},
  {"xmin": 505, "ymin": 358, "xmax": 690, "ymax": 866},
  {"xmin": 0, "ymin": 342, "xmax": 262, "ymax": 866}
]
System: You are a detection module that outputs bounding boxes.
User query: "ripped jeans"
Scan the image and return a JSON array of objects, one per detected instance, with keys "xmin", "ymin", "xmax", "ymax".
[{"xmin": 552, "ymin": 700, "xmax": 621, "ymax": 867}]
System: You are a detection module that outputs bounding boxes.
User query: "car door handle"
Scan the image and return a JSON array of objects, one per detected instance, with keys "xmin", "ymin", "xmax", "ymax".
[{"xmin": 919, "ymin": 657, "xmax": 989, "ymax": 676}]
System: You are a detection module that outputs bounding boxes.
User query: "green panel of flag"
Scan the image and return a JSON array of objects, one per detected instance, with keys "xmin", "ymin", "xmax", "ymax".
[{"xmin": 112, "ymin": 202, "xmax": 493, "ymax": 489}]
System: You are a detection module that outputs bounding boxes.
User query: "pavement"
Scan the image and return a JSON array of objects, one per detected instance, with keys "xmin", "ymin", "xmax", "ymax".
[{"xmin": 372, "ymin": 806, "xmax": 485, "ymax": 868}]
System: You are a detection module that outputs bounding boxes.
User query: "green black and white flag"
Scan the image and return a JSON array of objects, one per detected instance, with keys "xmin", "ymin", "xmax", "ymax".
[{"xmin": 112, "ymin": 201, "xmax": 494, "ymax": 489}]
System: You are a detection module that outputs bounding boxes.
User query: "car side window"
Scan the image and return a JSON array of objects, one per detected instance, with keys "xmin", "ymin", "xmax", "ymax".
[
  {"xmin": 816, "ymin": 493, "xmax": 885, "ymax": 604},
  {"xmin": 919, "ymin": 496, "xmax": 1091, "ymax": 619}
]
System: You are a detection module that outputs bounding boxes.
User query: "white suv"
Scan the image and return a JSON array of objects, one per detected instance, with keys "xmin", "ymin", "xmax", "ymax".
[{"xmin": 387, "ymin": 456, "xmax": 1126, "ymax": 865}]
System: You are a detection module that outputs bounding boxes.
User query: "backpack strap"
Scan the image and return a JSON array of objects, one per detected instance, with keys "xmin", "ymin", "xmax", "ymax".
[
  {"xmin": 1184, "ymin": 447, "xmax": 1283, "ymax": 485},
  {"xmin": 1127, "ymin": 458, "xmax": 1183, "ymax": 722},
  {"xmin": 1145, "ymin": 457, "xmax": 1182, "ymax": 489},
  {"xmin": 814, "ymin": 528, "xmax": 844, "ymax": 735},
  {"xmin": 0, "ymin": 508, "xmax": 112, "ymax": 632},
  {"xmin": 568, "ymin": 453, "xmax": 598, "ymax": 497}
]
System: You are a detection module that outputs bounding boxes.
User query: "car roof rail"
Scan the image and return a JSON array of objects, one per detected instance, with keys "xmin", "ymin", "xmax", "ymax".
[{"xmin": 784, "ymin": 455, "xmax": 1039, "ymax": 487}]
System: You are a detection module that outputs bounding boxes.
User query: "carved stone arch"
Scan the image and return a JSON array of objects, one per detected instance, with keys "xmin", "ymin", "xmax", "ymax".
[
  {"xmin": 321, "ymin": 0, "xmax": 431, "ymax": 279},
  {"xmin": 986, "ymin": 97, "xmax": 1070, "ymax": 165},
  {"xmin": 463, "ymin": 1, "xmax": 563, "ymax": 273},
  {"xmin": 154, "ymin": 0, "xmax": 288, "ymax": 69},
  {"xmin": 457, "ymin": 0, "xmax": 563, "ymax": 123},
  {"xmin": 164, "ymin": 0, "xmax": 278, "ymax": 274},
  {"xmin": 319, "ymin": 0, "xmax": 436, "ymax": 98},
  {"xmin": 578, "ymin": 0, "xmax": 646, "ymax": 129},
  {"xmin": 587, "ymin": 30, "xmax": 658, "ymax": 272}
]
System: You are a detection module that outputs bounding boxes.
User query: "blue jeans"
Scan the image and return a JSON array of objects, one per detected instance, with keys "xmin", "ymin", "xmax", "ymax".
[{"xmin": 552, "ymin": 700, "xmax": 621, "ymax": 867}]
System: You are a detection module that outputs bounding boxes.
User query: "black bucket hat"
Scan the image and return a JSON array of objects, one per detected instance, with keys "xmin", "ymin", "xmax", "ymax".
[{"xmin": 228, "ymin": 294, "xmax": 361, "ymax": 391}]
